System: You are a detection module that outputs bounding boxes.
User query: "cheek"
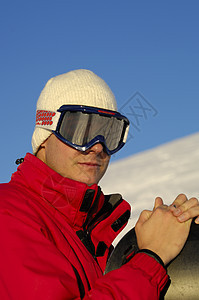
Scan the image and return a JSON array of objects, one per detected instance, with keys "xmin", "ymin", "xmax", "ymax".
[
  {"xmin": 45, "ymin": 139, "xmax": 66, "ymax": 171},
  {"xmin": 105, "ymin": 156, "xmax": 110, "ymax": 168},
  {"xmin": 104, "ymin": 162, "xmax": 109, "ymax": 176},
  {"xmin": 99, "ymin": 156, "xmax": 110, "ymax": 178},
  {"xmin": 52, "ymin": 143, "xmax": 80, "ymax": 176},
  {"xmin": 104, "ymin": 158, "xmax": 110, "ymax": 172}
]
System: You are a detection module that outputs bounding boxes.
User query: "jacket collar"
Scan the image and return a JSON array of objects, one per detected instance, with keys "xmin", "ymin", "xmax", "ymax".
[{"xmin": 11, "ymin": 153, "xmax": 105, "ymax": 230}]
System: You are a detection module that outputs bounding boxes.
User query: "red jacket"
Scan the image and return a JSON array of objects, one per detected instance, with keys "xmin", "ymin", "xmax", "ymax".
[{"xmin": 0, "ymin": 153, "xmax": 168, "ymax": 299}]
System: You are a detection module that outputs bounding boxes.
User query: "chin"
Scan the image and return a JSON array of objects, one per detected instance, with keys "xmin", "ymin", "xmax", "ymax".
[
  {"xmin": 80, "ymin": 177, "xmax": 99, "ymax": 186},
  {"xmin": 83, "ymin": 180, "xmax": 98, "ymax": 186}
]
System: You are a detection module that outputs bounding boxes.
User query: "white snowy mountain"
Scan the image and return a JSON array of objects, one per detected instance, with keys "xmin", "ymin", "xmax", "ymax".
[{"xmin": 100, "ymin": 132, "xmax": 199, "ymax": 244}]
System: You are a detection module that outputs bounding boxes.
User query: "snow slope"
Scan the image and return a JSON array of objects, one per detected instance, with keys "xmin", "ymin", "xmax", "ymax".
[{"xmin": 100, "ymin": 132, "xmax": 199, "ymax": 244}]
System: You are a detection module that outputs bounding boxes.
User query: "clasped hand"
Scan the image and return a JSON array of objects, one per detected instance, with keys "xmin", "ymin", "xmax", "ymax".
[{"xmin": 135, "ymin": 194, "xmax": 199, "ymax": 266}]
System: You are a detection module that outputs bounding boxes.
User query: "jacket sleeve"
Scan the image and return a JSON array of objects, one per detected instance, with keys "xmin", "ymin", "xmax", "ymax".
[
  {"xmin": 86, "ymin": 253, "xmax": 168, "ymax": 299},
  {"xmin": 0, "ymin": 212, "xmax": 168, "ymax": 300}
]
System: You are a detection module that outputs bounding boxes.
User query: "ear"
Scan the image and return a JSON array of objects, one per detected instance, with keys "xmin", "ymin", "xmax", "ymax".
[
  {"xmin": 35, "ymin": 140, "xmax": 47, "ymax": 159},
  {"xmin": 37, "ymin": 134, "xmax": 52, "ymax": 153},
  {"xmin": 40, "ymin": 141, "xmax": 46, "ymax": 149},
  {"xmin": 36, "ymin": 133, "xmax": 54, "ymax": 161}
]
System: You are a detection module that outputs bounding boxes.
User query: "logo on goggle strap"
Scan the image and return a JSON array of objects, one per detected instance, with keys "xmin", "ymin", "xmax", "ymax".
[{"xmin": 36, "ymin": 110, "xmax": 56, "ymax": 126}]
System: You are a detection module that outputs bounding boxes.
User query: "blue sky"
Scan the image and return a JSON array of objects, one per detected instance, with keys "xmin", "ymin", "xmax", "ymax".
[{"xmin": 0, "ymin": 1, "xmax": 198, "ymax": 182}]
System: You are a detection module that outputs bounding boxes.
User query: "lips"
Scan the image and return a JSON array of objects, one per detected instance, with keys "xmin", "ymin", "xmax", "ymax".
[{"xmin": 78, "ymin": 162, "xmax": 100, "ymax": 167}]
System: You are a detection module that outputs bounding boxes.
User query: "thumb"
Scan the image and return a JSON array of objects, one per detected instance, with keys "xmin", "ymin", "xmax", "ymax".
[{"xmin": 153, "ymin": 197, "xmax": 164, "ymax": 211}]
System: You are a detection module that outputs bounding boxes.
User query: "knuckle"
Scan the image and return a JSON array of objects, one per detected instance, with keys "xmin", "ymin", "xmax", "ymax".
[
  {"xmin": 177, "ymin": 193, "xmax": 187, "ymax": 201},
  {"xmin": 155, "ymin": 205, "xmax": 168, "ymax": 215},
  {"xmin": 140, "ymin": 209, "xmax": 148, "ymax": 216},
  {"xmin": 154, "ymin": 206, "xmax": 162, "ymax": 213},
  {"xmin": 178, "ymin": 193, "xmax": 187, "ymax": 197},
  {"xmin": 173, "ymin": 194, "xmax": 187, "ymax": 207},
  {"xmin": 144, "ymin": 209, "xmax": 152, "ymax": 215},
  {"xmin": 190, "ymin": 197, "xmax": 199, "ymax": 205}
]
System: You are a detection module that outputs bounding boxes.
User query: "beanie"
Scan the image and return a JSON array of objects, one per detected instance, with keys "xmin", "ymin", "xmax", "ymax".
[{"xmin": 31, "ymin": 69, "xmax": 117, "ymax": 154}]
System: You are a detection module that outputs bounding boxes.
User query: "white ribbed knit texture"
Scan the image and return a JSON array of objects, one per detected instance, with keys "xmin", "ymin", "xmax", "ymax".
[{"xmin": 31, "ymin": 69, "xmax": 117, "ymax": 154}]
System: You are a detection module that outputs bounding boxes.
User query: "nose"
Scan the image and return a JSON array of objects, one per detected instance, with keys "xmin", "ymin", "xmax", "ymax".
[{"xmin": 87, "ymin": 142, "xmax": 105, "ymax": 154}]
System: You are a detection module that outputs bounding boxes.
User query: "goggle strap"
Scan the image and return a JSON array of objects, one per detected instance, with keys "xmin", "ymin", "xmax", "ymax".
[{"xmin": 35, "ymin": 110, "xmax": 60, "ymax": 131}]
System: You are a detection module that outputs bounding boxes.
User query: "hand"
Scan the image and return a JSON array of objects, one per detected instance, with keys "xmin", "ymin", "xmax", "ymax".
[
  {"xmin": 135, "ymin": 197, "xmax": 192, "ymax": 265},
  {"xmin": 169, "ymin": 194, "xmax": 199, "ymax": 223}
]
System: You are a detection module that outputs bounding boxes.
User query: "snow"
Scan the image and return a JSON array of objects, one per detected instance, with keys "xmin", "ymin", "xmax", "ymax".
[{"xmin": 100, "ymin": 132, "xmax": 199, "ymax": 244}]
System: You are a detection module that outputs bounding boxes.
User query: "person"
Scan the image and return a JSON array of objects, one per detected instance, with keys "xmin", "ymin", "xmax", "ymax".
[{"xmin": 0, "ymin": 69, "xmax": 198, "ymax": 299}]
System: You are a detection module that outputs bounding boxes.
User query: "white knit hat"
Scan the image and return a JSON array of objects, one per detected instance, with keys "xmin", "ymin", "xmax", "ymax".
[{"xmin": 31, "ymin": 69, "xmax": 117, "ymax": 154}]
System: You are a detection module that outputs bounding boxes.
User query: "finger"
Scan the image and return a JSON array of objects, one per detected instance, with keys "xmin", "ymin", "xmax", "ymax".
[
  {"xmin": 136, "ymin": 209, "xmax": 152, "ymax": 226},
  {"xmin": 153, "ymin": 197, "xmax": 164, "ymax": 211},
  {"xmin": 172, "ymin": 197, "xmax": 199, "ymax": 217},
  {"xmin": 170, "ymin": 194, "xmax": 188, "ymax": 209},
  {"xmin": 176, "ymin": 202, "xmax": 199, "ymax": 223}
]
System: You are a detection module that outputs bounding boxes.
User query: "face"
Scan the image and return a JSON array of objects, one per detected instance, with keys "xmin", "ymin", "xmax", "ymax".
[{"xmin": 37, "ymin": 134, "xmax": 110, "ymax": 185}]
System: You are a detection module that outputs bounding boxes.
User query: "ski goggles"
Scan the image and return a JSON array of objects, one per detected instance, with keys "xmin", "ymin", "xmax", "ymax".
[{"xmin": 36, "ymin": 105, "xmax": 130, "ymax": 155}]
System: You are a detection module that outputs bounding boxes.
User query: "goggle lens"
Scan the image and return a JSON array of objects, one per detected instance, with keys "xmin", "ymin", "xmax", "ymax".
[{"xmin": 59, "ymin": 111, "xmax": 126, "ymax": 152}]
